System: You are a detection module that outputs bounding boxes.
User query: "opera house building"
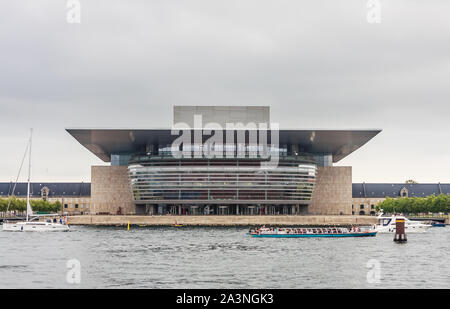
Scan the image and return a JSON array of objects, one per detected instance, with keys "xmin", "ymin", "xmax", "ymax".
[{"xmin": 67, "ymin": 106, "xmax": 380, "ymax": 216}]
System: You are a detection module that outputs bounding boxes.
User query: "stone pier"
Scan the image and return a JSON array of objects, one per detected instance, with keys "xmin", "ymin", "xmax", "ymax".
[{"xmin": 68, "ymin": 215, "xmax": 377, "ymax": 227}]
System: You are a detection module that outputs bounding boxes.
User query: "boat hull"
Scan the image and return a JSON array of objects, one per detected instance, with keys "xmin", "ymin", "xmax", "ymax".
[
  {"xmin": 375, "ymin": 213, "xmax": 432, "ymax": 233},
  {"xmin": 375, "ymin": 226, "xmax": 430, "ymax": 233},
  {"xmin": 250, "ymin": 232, "xmax": 377, "ymax": 238},
  {"xmin": 2, "ymin": 222, "xmax": 70, "ymax": 232}
]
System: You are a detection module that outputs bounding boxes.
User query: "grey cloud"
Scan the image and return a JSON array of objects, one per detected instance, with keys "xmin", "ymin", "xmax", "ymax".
[{"xmin": 1, "ymin": 0, "xmax": 449, "ymax": 182}]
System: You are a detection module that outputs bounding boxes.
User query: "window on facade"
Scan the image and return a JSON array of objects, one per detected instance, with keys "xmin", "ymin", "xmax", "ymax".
[
  {"xmin": 360, "ymin": 204, "xmax": 364, "ymax": 209},
  {"xmin": 359, "ymin": 210, "xmax": 365, "ymax": 215},
  {"xmin": 371, "ymin": 204, "xmax": 374, "ymax": 209},
  {"xmin": 64, "ymin": 204, "xmax": 68, "ymax": 209},
  {"xmin": 75, "ymin": 204, "xmax": 79, "ymax": 209}
]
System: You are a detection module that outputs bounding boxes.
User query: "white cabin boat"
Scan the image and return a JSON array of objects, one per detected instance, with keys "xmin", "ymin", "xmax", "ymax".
[
  {"xmin": 3, "ymin": 219, "xmax": 69, "ymax": 232},
  {"xmin": 374, "ymin": 212, "xmax": 431, "ymax": 233}
]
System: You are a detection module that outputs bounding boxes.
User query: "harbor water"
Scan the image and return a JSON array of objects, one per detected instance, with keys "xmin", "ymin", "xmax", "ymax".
[{"xmin": 0, "ymin": 226, "xmax": 448, "ymax": 288}]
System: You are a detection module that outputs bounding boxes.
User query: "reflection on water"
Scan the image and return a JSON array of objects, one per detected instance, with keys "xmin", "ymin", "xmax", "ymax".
[{"xmin": 0, "ymin": 226, "xmax": 449, "ymax": 288}]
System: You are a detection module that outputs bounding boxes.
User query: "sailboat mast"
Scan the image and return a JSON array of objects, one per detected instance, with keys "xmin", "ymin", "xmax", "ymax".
[{"xmin": 26, "ymin": 129, "xmax": 33, "ymax": 221}]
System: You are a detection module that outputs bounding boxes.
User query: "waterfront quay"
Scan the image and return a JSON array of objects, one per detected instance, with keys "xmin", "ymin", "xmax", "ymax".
[{"xmin": 67, "ymin": 215, "xmax": 377, "ymax": 227}]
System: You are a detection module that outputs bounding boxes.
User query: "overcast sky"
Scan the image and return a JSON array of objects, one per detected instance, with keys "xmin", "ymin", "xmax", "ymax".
[{"xmin": 1, "ymin": 1, "xmax": 449, "ymax": 183}]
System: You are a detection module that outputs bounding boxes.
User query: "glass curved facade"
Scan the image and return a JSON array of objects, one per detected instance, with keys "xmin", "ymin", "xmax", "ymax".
[{"xmin": 128, "ymin": 155, "xmax": 317, "ymax": 205}]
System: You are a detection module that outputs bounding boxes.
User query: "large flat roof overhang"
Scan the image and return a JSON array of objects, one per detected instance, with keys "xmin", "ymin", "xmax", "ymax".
[{"xmin": 66, "ymin": 128, "xmax": 381, "ymax": 163}]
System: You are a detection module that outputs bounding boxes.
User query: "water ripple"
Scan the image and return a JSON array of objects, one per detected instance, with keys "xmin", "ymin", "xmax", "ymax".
[{"xmin": 0, "ymin": 226, "xmax": 449, "ymax": 288}]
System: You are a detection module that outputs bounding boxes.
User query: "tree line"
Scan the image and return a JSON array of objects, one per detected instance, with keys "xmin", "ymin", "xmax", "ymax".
[
  {"xmin": 376, "ymin": 194, "xmax": 450, "ymax": 214},
  {"xmin": 0, "ymin": 197, "xmax": 61, "ymax": 213}
]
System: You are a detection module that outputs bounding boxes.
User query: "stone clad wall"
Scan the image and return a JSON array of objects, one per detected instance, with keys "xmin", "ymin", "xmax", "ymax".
[
  {"xmin": 173, "ymin": 106, "xmax": 270, "ymax": 128},
  {"xmin": 90, "ymin": 165, "xmax": 352, "ymax": 216},
  {"xmin": 68, "ymin": 215, "xmax": 377, "ymax": 226},
  {"xmin": 91, "ymin": 166, "xmax": 135, "ymax": 215},
  {"xmin": 309, "ymin": 166, "xmax": 352, "ymax": 215}
]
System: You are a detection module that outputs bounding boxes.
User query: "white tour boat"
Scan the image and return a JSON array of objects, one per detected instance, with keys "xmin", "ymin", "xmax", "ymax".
[
  {"xmin": 2, "ymin": 129, "xmax": 69, "ymax": 232},
  {"xmin": 373, "ymin": 212, "xmax": 431, "ymax": 233}
]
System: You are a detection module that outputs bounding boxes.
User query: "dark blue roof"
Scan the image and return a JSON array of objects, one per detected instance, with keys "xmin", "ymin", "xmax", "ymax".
[
  {"xmin": 2, "ymin": 182, "xmax": 447, "ymax": 199},
  {"xmin": 352, "ymin": 183, "xmax": 450, "ymax": 198},
  {"xmin": 0, "ymin": 182, "xmax": 91, "ymax": 198}
]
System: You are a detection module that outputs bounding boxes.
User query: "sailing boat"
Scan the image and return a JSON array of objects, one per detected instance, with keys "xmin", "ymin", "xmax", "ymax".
[{"xmin": 2, "ymin": 129, "xmax": 69, "ymax": 232}]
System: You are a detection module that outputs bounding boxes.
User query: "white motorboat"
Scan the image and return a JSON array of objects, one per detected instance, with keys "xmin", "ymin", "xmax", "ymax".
[
  {"xmin": 3, "ymin": 219, "xmax": 69, "ymax": 232},
  {"xmin": 374, "ymin": 212, "xmax": 431, "ymax": 233},
  {"xmin": 2, "ymin": 129, "xmax": 69, "ymax": 232}
]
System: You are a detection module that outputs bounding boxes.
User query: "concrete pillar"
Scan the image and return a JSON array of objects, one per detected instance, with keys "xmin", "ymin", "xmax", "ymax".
[
  {"xmin": 91, "ymin": 166, "xmax": 135, "ymax": 215},
  {"xmin": 309, "ymin": 166, "xmax": 352, "ymax": 215}
]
